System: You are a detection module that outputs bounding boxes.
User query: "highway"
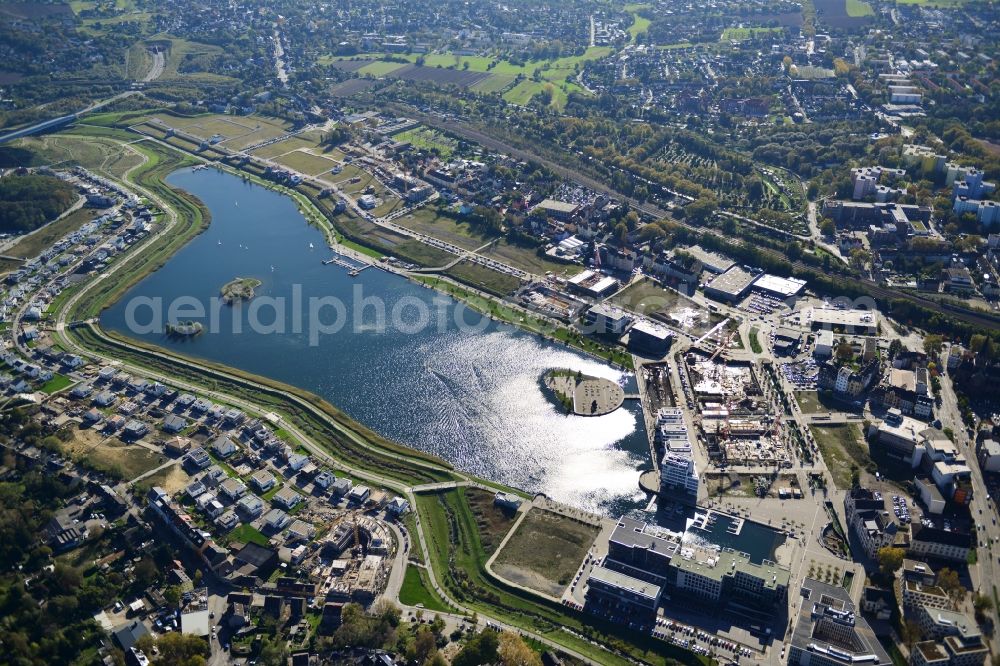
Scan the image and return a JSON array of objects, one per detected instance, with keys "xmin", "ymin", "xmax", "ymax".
[{"xmin": 0, "ymin": 90, "xmax": 142, "ymax": 145}]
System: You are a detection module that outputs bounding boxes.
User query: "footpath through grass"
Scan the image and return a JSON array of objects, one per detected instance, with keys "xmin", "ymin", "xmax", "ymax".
[
  {"xmin": 413, "ymin": 276, "xmax": 633, "ymax": 369},
  {"xmin": 68, "ymin": 322, "xmax": 453, "ymax": 488},
  {"xmin": 399, "ymin": 565, "xmax": 452, "ymax": 613}
]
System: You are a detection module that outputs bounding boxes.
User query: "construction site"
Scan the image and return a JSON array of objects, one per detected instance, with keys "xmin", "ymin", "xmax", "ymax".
[
  {"xmin": 681, "ymin": 344, "xmax": 793, "ymax": 469},
  {"xmin": 307, "ymin": 514, "xmax": 395, "ymax": 606}
]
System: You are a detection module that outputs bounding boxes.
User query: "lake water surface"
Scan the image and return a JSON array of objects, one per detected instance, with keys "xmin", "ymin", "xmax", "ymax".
[{"xmin": 101, "ymin": 168, "xmax": 651, "ymax": 514}]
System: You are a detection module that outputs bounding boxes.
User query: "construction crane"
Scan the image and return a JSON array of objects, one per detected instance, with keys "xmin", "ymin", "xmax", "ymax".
[
  {"xmin": 352, "ymin": 518, "xmax": 361, "ymax": 557},
  {"xmin": 708, "ymin": 330, "xmax": 737, "ymax": 364}
]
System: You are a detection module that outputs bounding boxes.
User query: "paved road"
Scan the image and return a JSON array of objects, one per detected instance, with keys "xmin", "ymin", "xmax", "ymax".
[
  {"xmin": 409, "ymin": 111, "xmax": 1000, "ymax": 331},
  {"xmin": 939, "ymin": 363, "xmax": 1000, "ymax": 651},
  {"xmin": 143, "ymin": 49, "xmax": 165, "ymax": 83},
  {"xmin": 0, "ymin": 194, "xmax": 86, "ymax": 254},
  {"xmin": 26, "ymin": 144, "xmax": 616, "ymax": 664}
]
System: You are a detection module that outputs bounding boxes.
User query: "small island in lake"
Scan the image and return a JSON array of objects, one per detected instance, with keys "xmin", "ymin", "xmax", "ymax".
[
  {"xmin": 221, "ymin": 276, "xmax": 262, "ymax": 304},
  {"xmin": 542, "ymin": 368, "xmax": 625, "ymax": 416},
  {"xmin": 166, "ymin": 320, "xmax": 204, "ymax": 337}
]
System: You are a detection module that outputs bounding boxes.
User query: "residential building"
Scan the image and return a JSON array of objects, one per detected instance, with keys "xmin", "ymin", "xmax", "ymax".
[
  {"xmin": 250, "ymin": 470, "xmax": 276, "ymax": 494},
  {"xmin": 263, "ymin": 508, "xmax": 290, "ymax": 532},
  {"xmin": 183, "ymin": 447, "xmax": 211, "ymax": 471},
  {"xmin": 236, "ymin": 494, "xmax": 265, "ymax": 521},
  {"xmin": 272, "ymin": 486, "xmax": 302, "ymax": 511},
  {"xmin": 909, "ymin": 523, "xmax": 972, "ymax": 563},
  {"xmin": 899, "ymin": 560, "xmax": 951, "ymax": 612},
  {"xmin": 976, "ymin": 439, "xmax": 1000, "ymax": 473},
  {"xmin": 844, "ymin": 487, "xmax": 902, "ymax": 560},
  {"xmin": 219, "ymin": 477, "xmax": 248, "ymax": 502},
  {"xmin": 211, "ymin": 435, "xmax": 239, "ymax": 459}
]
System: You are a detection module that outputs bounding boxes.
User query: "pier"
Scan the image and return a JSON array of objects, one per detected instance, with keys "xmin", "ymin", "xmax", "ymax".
[{"xmin": 322, "ymin": 251, "xmax": 378, "ymax": 276}]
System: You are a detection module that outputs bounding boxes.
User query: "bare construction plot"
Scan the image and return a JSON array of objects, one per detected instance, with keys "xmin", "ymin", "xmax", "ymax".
[{"xmin": 492, "ymin": 508, "xmax": 599, "ymax": 598}]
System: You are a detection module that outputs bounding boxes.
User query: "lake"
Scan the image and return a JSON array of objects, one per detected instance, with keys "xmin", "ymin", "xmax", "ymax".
[{"xmin": 101, "ymin": 167, "xmax": 651, "ymax": 515}]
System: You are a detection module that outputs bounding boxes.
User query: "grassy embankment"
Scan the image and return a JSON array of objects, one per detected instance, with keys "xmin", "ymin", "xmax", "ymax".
[
  {"xmin": 410, "ymin": 275, "xmax": 634, "ymax": 369},
  {"xmin": 53, "ymin": 128, "xmax": 453, "ymax": 487},
  {"xmin": 66, "ymin": 323, "xmax": 452, "ymax": 488},
  {"xmin": 398, "ymin": 565, "xmax": 453, "ymax": 613},
  {"xmin": 415, "ymin": 487, "xmax": 711, "ymax": 666}
]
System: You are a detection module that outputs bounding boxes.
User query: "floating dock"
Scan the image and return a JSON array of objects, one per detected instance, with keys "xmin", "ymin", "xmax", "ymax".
[{"xmin": 323, "ymin": 250, "xmax": 378, "ymax": 277}]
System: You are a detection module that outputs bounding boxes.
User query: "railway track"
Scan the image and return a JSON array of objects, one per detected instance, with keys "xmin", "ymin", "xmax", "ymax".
[{"xmin": 412, "ymin": 111, "xmax": 1000, "ymax": 331}]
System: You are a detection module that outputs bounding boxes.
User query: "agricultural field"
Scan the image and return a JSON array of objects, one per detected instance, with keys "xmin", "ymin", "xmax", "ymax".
[
  {"xmin": 321, "ymin": 47, "xmax": 612, "ymax": 109},
  {"xmin": 813, "ymin": 0, "xmax": 875, "ymax": 28},
  {"xmin": 846, "ymin": 0, "xmax": 875, "ymax": 16},
  {"xmin": 327, "ymin": 59, "xmax": 373, "ymax": 73},
  {"xmin": 392, "ymin": 64, "xmax": 492, "ymax": 88},
  {"xmin": 492, "ymin": 508, "xmax": 600, "ymax": 598},
  {"xmin": 329, "ymin": 78, "xmax": 380, "ymax": 97},
  {"xmin": 356, "ymin": 60, "xmax": 409, "ymax": 77},
  {"xmin": 470, "ymin": 75, "xmax": 516, "ymax": 94},
  {"xmin": 273, "ymin": 150, "xmax": 341, "ymax": 176}
]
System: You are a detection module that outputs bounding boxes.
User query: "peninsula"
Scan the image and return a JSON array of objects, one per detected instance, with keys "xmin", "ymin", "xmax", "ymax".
[{"xmin": 543, "ymin": 368, "xmax": 625, "ymax": 416}]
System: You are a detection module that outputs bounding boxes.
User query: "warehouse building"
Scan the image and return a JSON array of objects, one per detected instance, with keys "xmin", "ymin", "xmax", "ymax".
[
  {"xmin": 804, "ymin": 307, "xmax": 878, "ymax": 336},
  {"xmin": 704, "ymin": 266, "xmax": 758, "ymax": 303},
  {"xmin": 752, "ymin": 274, "xmax": 807, "ymax": 300}
]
